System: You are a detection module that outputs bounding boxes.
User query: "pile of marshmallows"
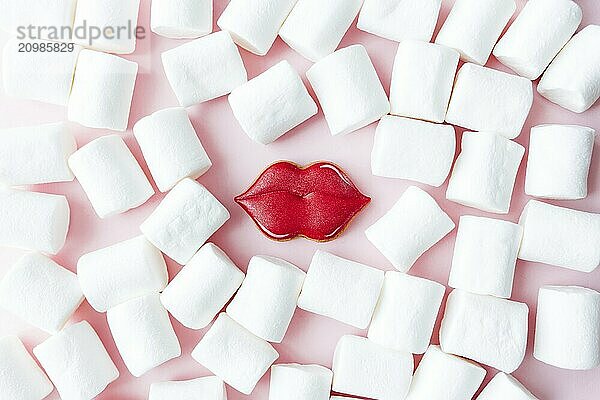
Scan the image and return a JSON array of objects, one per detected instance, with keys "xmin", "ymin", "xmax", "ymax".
[{"xmin": 1, "ymin": 0, "xmax": 600, "ymax": 399}]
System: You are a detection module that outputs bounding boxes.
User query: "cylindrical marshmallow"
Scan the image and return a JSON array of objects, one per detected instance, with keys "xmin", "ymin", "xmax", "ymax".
[
  {"xmin": 538, "ymin": 25, "xmax": 600, "ymax": 113},
  {"xmin": 228, "ymin": 60, "xmax": 317, "ymax": 144},
  {"xmin": 33, "ymin": 321, "xmax": 119, "ymax": 400},
  {"xmin": 368, "ymin": 272, "xmax": 445, "ymax": 354},
  {"xmin": 0, "ymin": 122, "xmax": 76, "ymax": 186},
  {"xmin": 446, "ymin": 132, "xmax": 525, "ymax": 214},
  {"xmin": 0, "ymin": 0, "xmax": 76, "ymax": 38},
  {"xmin": 269, "ymin": 364, "xmax": 332, "ymax": 400},
  {"xmin": 0, "ymin": 188, "xmax": 70, "ymax": 254},
  {"xmin": 534, "ymin": 286, "xmax": 600, "ymax": 370},
  {"xmin": 476, "ymin": 372, "xmax": 538, "ymax": 400},
  {"xmin": 151, "ymin": 0, "xmax": 212, "ymax": 39},
  {"xmin": 518, "ymin": 200, "xmax": 600, "ymax": 272},
  {"xmin": 149, "ymin": 376, "xmax": 226, "ymax": 400},
  {"xmin": 365, "ymin": 186, "xmax": 455, "ymax": 272},
  {"xmin": 67, "ymin": 49, "xmax": 138, "ymax": 131},
  {"xmin": 306, "ymin": 44, "xmax": 390, "ymax": 136},
  {"xmin": 493, "ymin": 0, "xmax": 582, "ymax": 80},
  {"xmin": 133, "ymin": 107, "xmax": 212, "ymax": 192},
  {"xmin": 77, "ymin": 235, "xmax": 168, "ymax": 312}
]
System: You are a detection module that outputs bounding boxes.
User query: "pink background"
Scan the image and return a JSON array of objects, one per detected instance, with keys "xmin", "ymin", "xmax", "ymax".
[{"xmin": 1, "ymin": 0, "xmax": 599, "ymax": 398}]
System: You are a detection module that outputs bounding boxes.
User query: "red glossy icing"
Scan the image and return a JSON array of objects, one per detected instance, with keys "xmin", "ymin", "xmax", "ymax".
[{"xmin": 235, "ymin": 161, "xmax": 371, "ymax": 242}]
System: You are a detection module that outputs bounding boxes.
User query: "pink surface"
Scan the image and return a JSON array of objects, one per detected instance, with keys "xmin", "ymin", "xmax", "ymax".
[{"xmin": 0, "ymin": 0, "xmax": 599, "ymax": 398}]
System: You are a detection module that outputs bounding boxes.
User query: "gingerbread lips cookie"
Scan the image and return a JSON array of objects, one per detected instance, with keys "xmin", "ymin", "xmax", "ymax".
[{"xmin": 235, "ymin": 161, "xmax": 371, "ymax": 242}]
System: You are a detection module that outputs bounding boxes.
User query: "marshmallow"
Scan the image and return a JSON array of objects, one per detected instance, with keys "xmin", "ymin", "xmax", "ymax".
[
  {"xmin": 0, "ymin": 122, "xmax": 76, "ymax": 186},
  {"xmin": 440, "ymin": 290, "xmax": 529, "ymax": 373},
  {"xmin": 371, "ymin": 116, "xmax": 456, "ymax": 186},
  {"xmin": 405, "ymin": 345, "xmax": 486, "ymax": 400},
  {"xmin": 140, "ymin": 178, "xmax": 230, "ymax": 265},
  {"xmin": 0, "ymin": 336, "xmax": 53, "ymax": 400},
  {"xmin": 227, "ymin": 256, "xmax": 305, "ymax": 343},
  {"xmin": 228, "ymin": 60, "xmax": 317, "ymax": 144},
  {"xmin": 217, "ymin": 0, "xmax": 297, "ymax": 55},
  {"xmin": 368, "ymin": 272, "xmax": 445, "ymax": 354},
  {"xmin": 33, "ymin": 321, "xmax": 119, "ymax": 400},
  {"xmin": 0, "ymin": 188, "xmax": 69, "ymax": 254},
  {"xmin": 161, "ymin": 243, "xmax": 244, "ymax": 329},
  {"xmin": 332, "ymin": 335, "xmax": 413, "ymax": 400},
  {"xmin": 390, "ymin": 40, "xmax": 459, "ymax": 123},
  {"xmin": 133, "ymin": 107, "xmax": 212, "ymax": 192},
  {"xmin": 365, "ymin": 186, "xmax": 455, "ymax": 272},
  {"xmin": 107, "ymin": 294, "xmax": 181, "ymax": 377},
  {"xmin": 192, "ymin": 313, "xmax": 279, "ymax": 395},
  {"xmin": 534, "ymin": 285, "xmax": 600, "ymax": 370},
  {"xmin": 269, "ymin": 364, "xmax": 332, "ymax": 400},
  {"xmin": 518, "ymin": 200, "xmax": 600, "ymax": 272},
  {"xmin": 357, "ymin": 0, "xmax": 442, "ymax": 43},
  {"xmin": 149, "ymin": 376, "xmax": 227, "ymax": 400},
  {"xmin": 446, "ymin": 132, "xmax": 524, "ymax": 214},
  {"xmin": 306, "ymin": 45, "xmax": 390, "ymax": 136},
  {"xmin": 68, "ymin": 135, "xmax": 153, "ymax": 218},
  {"xmin": 525, "ymin": 124, "xmax": 595, "ymax": 200},
  {"xmin": 0, "ymin": 0, "xmax": 76, "ymax": 37},
  {"xmin": 449, "ymin": 215, "xmax": 523, "ymax": 298},
  {"xmin": 0, "ymin": 252, "xmax": 83, "ymax": 334},
  {"xmin": 77, "ymin": 235, "xmax": 168, "ymax": 312},
  {"xmin": 151, "ymin": 0, "xmax": 212, "ymax": 39},
  {"xmin": 445, "ymin": 64, "xmax": 533, "ymax": 138},
  {"xmin": 2, "ymin": 39, "xmax": 81, "ymax": 105},
  {"xmin": 279, "ymin": 0, "xmax": 362, "ymax": 61},
  {"xmin": 68, "ymin": 49, "xmax": 138, "ymax": 131},
  {"xmin": 493, "ymin": 0, "xmax": 582, "ymax": 80},
  {"xmin": 297, "ymin": 250, "xmax": 384, "ymax": 329},
  {"xmin": 476, "ymin": 372, "xmax": 538, "ymax": 400},
  {"xmin": 538, "ymin": 25, "xmax": 600, "ymax": 113},
  {"xmin": 161, "ymin": 31, "xmax": 247, "ymax": 107}
]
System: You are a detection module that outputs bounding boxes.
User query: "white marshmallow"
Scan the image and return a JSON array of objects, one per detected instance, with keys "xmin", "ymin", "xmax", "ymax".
[
  {"xmin": 217, "ymin": 0, "xmax": 297, "ymax": 55},
  {"xmin": 0, "ymin": 122, "xmax": 76, "ymax": 186},
  {"xmin": 227, "ymin": 256, "xmax": 305, "ymax": 343},
  {"xmin": 368, "ymin": 272, "xmax": 444, "ymax": 354},
  {"xmin": 297, "ymin": 250, "xmax": 384, "ymax": 329},
  {"xmin": 534, "ymin": 285, "xmax": 600, "ymax": 370},
  {"xmin": 538, "ymin": 25, "xmax": 600, "ymax": 113},
  {"xmin": 161, "ymin": 243, "xmax": 244, "ymax": 329},
  {"xmin": 151, "ymin": 0, "xmax": 212, "ymax": 39},
  {"xmin": 365, "ymin": 186, "xmax": 455, "ymax": 272},
  {"xmin": 332, "ymin": 335, "xmax": 413, "ymax": 400},
  {"xmin": 140, "ymin": 178, "xmax": 230, "ymax": 265},
  {"xmin": 133, "ymin": 107, "xmax": 212, "ymax": 192},
  {"xmin": 445, "ymin": 64, "xmax": 533, "ymax": 139},
  {"xmin": 33, "ymin": 321, "xmax": 119, "ymax": 400},
  {"xmin": 228, "ymin": 60, "xmax": 317, "ymax": 144},
  {"xmin": 371, "ymin": 116, "xmax": 456, "ymax": 186},
  {"xmin": 518, "ymin": 200, "xmax": 600, "ymax": 272},
  {"xmin": 449, "ymin": 215, "xmax": 523, "ymax": 298},
  {"xmin": 0, "ymin": 252, "xmax": 83, "ymax": 334},
  {"xmin": 405, "ymin": 345, "xmax": 486, "ymax": 400},
  {"xmin": 77, "ymin": 235, "xmax": 168, "ymax": 312},
  {"xmin": 446, "ymin": 132, "xmax": 524, "ymax": 214},
  {"xmin": 476, "ymin": 372, "xmax": 538, "ymax": 400},
  {"xmin": 149, "ymin": 376, "xmax": 227, "ymax": 400},
  {"xmin": 0, "ymin": 188, "xmax": 69, "ymax": 254},
  {"xmin": 0, "ymin": 336, "xmax": 53, "ymax": 400},
  {"xmin": 0, "ymin": 0, "xmax": 76, "ymax": 37},
  {"xmin": 269, "ymin": 364, "xmax": 332, "ymax": 400},
  {"xmin": 192, "ymin": 313, "xmax": 279, "ymax": 395},
  {"xmin": 390, "ymin": 40, "xmax": 459, "ymax": 123},
  {"xmin": 306, "ymin": 45, "xmax": 390, "ymax": 136},
  {"xmin": 68, "ymin": 50, "xmax": 138, "ymax": 131},
  {"xmin": 358, "ymin": 0, "xmax": 442, "ymax": 43},
  {"xmin": 68, "ymin": 135, "xmax": 153, "ymax": 218},
  {"xmin": 279, "ymin": 0, "xmax": 362, "ymax": 61},
  {"xmin": 107, "ymin": 294, "xmax": 181, "ymax": 377},
  {"xmin": 440, "ymin": 290, "xmax": 529, "ymax": 373},
  {"xmin": 161, "ymin": 31, "xmax": 247, "ymax": 107},
  {"xmin": 525, "ymin": 124, "xmax": 595, "ymax": 200},
  {"xmin": 493, "ymin": 0, "xmax": 582, "ymax": 80}
]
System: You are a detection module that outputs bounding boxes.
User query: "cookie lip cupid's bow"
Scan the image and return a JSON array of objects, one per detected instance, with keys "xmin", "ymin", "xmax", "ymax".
[{"xmin": 235, "ymin": 161, "xmax": 371, "ymax": 242}]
